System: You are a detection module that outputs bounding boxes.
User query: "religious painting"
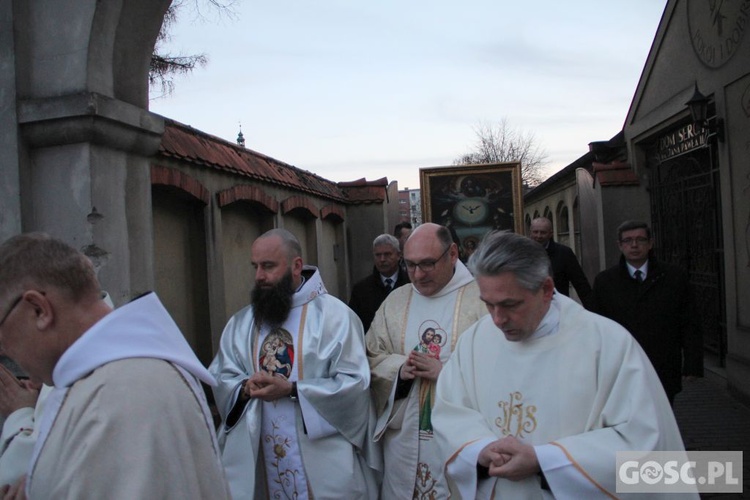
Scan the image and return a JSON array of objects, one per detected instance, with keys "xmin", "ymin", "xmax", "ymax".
[
  {"xmin": 420, "ymin": 162, "xmax": 523, "ymax": 260},
  {"xmin": 259, "ymin": 329, "xmax": 294, "ymax": 379}
]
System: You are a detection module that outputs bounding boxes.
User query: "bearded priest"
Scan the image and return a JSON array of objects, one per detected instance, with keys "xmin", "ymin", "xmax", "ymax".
[{"xmin": 210, "ymin": 228, "xmax": 381, "ymax": 499}]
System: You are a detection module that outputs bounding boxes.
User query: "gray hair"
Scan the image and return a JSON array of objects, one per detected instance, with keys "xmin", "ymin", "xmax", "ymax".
[
  {"xmin": 468, "ymin": 231, "xmax": 552, "ymax": 291},
  {"xmin": 372, "ymin": 233, "xmax": 400, "ymax": 251},
  {"xmin": 259, "ymin": 228, "xmax": 302, "ymax": 260},
  {"xmin": 0, "ymin": 232, "xmax": 100, "ymax": 302}
]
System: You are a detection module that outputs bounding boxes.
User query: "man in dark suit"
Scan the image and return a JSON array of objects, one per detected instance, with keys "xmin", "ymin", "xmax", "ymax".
[
  {"xmin": 529, "ymin": 217, "xmax": 593, "ymax": 309},
  {"xmin": 348, "ymin": 233, "xmax": 410, "ymax": 332},
  {"xmin": 592, "ymin": 220, "xmax": 703, "ymax": 405}
]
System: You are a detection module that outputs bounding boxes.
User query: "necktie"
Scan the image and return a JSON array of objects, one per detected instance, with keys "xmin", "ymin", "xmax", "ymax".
[
  {"xmin": 384, "ymin": 278, "xmax": 393, "ymax": 291},
  {"xmin": 634, "ymin": 270, "xmax": 643, "ymax": 283}
]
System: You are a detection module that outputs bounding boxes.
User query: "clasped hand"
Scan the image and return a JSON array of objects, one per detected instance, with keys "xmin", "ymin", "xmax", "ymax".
[
  {"xmin": 400, "ymin": 351, "xmax": 442, "ymax": 381},
  {"xmin": 478, "ymin": 435, "xmax": 540, "ymax": 482},
  {"xmin": 243, "ymin": 371, "xmax": 293, "ymax": 402},
  {"xmin": 0, "ymin": 365, "xmax": 40, "ymax": 417},
  {"xmin": 1, "ymin": 475, "xmax": 26, "ymax": 500}
]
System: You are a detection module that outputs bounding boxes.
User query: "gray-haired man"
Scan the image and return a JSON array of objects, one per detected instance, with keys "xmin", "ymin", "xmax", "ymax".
[
  {"xmin": 433, "ymin": 231, "xmax": 693, "ymax": 499},
  {"xmin": 349, "ymin": 233, "xmax": 410, "ymax": 332}
]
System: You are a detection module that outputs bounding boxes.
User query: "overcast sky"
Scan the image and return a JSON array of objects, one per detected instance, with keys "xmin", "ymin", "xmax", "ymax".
[{"xmin": 150, "ymin": 1, "xmax": 667, "ymax": 190}]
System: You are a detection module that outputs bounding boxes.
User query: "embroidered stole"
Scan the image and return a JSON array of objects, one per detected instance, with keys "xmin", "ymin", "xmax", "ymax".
[
  {"xmin": 253, "ymin": 304, "xmax": 310, "ymax": 499},
  {"xmin": 403, "ymin": 286, "xmax": 467, "ymax": 499}
]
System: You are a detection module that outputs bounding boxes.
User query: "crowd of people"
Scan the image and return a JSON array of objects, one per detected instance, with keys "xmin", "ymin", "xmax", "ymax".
[{"xmin": 0, "ymin": 220, "xmax": 701, "ymax": 499}]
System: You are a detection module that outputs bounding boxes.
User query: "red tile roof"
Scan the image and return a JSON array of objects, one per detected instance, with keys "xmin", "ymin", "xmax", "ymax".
[{"xmin": 158, "ymin": 119, "xmax": 388, "ymax": 205}]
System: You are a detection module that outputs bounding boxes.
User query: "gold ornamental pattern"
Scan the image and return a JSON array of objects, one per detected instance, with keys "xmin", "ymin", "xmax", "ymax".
[{"xmin": 495, "ymin": 391, "xmax": 537, "ymax": 438}]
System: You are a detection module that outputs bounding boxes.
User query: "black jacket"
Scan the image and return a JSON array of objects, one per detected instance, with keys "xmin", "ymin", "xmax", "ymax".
[
  {"xmin": 592, "ymin": 255, "xmax": 704, "ymax": 400},
  {"xmin": 348, "ymin": 266, "xmax": 410, "ymax": 332},
  {"xmin": 546, "ymin": 240, "xmax": 593, "ymax": 309}
]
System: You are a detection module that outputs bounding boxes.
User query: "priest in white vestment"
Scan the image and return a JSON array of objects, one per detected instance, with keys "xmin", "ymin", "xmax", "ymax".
[
  {"xmin": 210, "ymin": 228, "xmax": 381, "ymax": 499},
  {"xmin": 433, "ymin": 231, "xmax": 697, "ymax": 499},
  {"xmin": 367, "ymin": 223, "xmax": 487, "ymax": 499},
  {"xmin": 0, "ymin": 370, "xmax": 48, "ymax": 489},
  {"xmin": 0, "ymin": 293, "xmax": 112, "ymax": 490},
  {"xmin": 0, "ymin": 233, "xmax": 230, "ymax": 499}
]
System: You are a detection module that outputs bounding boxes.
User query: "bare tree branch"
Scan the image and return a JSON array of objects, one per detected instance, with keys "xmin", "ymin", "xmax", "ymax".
[
  {"xmin": 149, "ymin": 0, "xmax": 238, "ymax": 99},
  {"xmin": 454, "ymin": 119, "xmax": 548, "ymax": 187}
]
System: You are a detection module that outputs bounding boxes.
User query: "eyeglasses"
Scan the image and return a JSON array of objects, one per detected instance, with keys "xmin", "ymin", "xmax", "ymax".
[
  {"xmin": 620, "ymin": 237, "xmax": 650, "ymax": 245},
  {"xmin": 0, "ymin": 295, "xmax": 23, "ymax": 329},
  {"xmin": 405, "ymin": 246, "xmax": 450, "ymax": 272}
]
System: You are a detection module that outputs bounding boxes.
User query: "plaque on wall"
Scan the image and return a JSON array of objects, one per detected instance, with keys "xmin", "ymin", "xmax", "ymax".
[{"xmin": 688, "ymin": 0, "xmax": 750, "ymax": 68}]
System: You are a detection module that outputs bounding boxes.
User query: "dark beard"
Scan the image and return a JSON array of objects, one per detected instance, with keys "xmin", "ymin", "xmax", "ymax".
[{"xmin": 251, "ymin": 271, "xmax": 294, "ymax": 328}]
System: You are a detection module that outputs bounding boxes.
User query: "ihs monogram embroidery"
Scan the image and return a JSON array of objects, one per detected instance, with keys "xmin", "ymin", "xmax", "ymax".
[{"xmin": 495, "ymin": 391, "xmax": 537, "ymax": 438}]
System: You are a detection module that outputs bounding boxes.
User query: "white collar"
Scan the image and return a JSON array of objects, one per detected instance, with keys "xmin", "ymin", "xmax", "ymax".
[
  {"xmin": 291, "ymin": 266, "xmax": 328, "ymax": 308},
  {"xmin": 53, "ymin": 292, "xmax": 214, "ymax": 388},
  {"xmin": 626, "ymin": 260, "xmax": 649, "ymax": 279},
  {"xmin": 295, "ymin": 275, "xmax": 306, "ymax": 292},
  {"xmin": 527, "ymin": 294, "xmax": 561, "ymax": 341},
  {"xmin": 413, "ymin": 259, "xmax": 474, "ymax": 298}
]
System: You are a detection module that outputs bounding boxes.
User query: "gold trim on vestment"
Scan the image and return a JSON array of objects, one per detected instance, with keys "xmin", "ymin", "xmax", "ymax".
[
  {"xmin": 550, "ymin": 441, "xmax": 618, "ymax": 499},
  {"xmin": 250, "ymin": 325, "xmax": 257, "ymax": 372},
  {"xmin": 296, "ymin": 304, "xmax": 308, "ymax": 380},
  {"xmin": 450, "ymin": 286, "xmax": 466, "ymax": 352},
  {"xmin": 399, "ymin": 287, "xmax": 414, "ymax": 352}
]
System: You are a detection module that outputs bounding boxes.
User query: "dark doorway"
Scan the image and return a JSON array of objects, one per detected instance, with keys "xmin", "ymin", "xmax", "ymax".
[{"xmin": 647, "ymin": 138, "xmax": 726, "ymax": 365}]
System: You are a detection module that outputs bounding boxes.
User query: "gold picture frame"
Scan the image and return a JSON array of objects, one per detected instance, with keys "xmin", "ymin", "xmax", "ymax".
[{"xmin": 420, "ymin": 162, "xmax": 523, "ymax": 258}]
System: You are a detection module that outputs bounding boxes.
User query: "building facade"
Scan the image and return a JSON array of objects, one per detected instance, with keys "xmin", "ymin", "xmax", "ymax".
[
  {"xmin": 526, "ymin": 0, "xmax": 750, "ymax": 403},
  {"xmin": 0, "ymin": 2, "xmax": 399, "ymax": 364}
]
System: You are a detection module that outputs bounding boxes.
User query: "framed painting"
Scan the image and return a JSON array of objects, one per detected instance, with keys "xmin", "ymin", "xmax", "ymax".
[{"xmin": 420, "ymin": 162, "xmax": 523, "ymax": 259}]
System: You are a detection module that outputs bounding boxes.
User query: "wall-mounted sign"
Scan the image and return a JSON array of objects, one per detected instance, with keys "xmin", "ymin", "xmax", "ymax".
[{"xmin": 657, "ymin": 122, "xmax": 709, "ymax": 162}]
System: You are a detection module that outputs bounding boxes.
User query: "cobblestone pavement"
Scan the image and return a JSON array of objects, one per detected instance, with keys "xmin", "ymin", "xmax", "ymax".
[{"xmin": 673, "ymin": 362, "xmax": 750, "ymax": 499}]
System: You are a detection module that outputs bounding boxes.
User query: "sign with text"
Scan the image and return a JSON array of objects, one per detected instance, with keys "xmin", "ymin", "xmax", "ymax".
[
  {"xmin": 616, "ymin": 451, "xmax": 742, "ymax": 494},
  {"xmin": 657, "ymin": 123, "xmax": 709, "ymax": 162}
]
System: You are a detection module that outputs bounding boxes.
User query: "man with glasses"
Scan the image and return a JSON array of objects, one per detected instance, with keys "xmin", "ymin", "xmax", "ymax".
[
  {"xmin": 0, "ymin": 233, "xmax": 230, "ymax": 499},
  {"xmin": 0, "ymin": 291, "xmax": 113, "ymax": 489},
  {"xmin": 366, "ymin": 223, "xmax": 486, "ymax": 499},
  {"xmin": 592, "ymin": 220, "xmax": 703, "ymax": 405}
]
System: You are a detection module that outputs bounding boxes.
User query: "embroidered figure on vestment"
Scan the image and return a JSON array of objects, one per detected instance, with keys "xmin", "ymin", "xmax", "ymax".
[
  {"xmin": 415, "ymin": 321, "xmax": 447, "ymax": 435},
  {"xmin": 259, "ymin": 328, "xmax": 294, "ymax": 379}
]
